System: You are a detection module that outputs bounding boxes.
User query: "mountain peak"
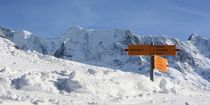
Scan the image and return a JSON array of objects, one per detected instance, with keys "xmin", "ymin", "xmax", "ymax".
[
  {"xmin": 67, "ymin": 26, "xmax": 84, "ymax": 31},
  {"xmin": 0, "ymin": 26, "xmax": 13, "ymax": 32},
  {"xmin": 188, "ymin": 34, "xmax": 209, "ymax": 41},
  {"xmin": 14, "ymin": 30, "xmax": 32, "ymax": 39},
  {"xmin": 188, "ymin": 34, "xmax": 199, "ymax": 41},
  {"xmin": 21, "ymin": 30, "xmax": 32, "ymax": 35},
  {"xmin": 0, "ymin": 26, "xmax": 14, "ymax": 39}
]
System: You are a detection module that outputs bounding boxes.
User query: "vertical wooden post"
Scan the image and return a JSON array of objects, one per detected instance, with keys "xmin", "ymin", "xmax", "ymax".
[{"xmin": 150, "ymin": 43, "xmax": 154, "ymax": 81}]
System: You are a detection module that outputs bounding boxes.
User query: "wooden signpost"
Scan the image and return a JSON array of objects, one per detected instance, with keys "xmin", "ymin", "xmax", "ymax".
[{"xmin": 125, "ymin": 44, "xmax": 178, "ymax": 81}]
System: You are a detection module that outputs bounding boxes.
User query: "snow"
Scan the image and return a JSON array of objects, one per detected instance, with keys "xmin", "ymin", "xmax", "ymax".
[
  {"xmin": 0, "ymin": 26, "xmax": 210, "ymax": 104},
  {"xmin": 0, "ymin": 37, "xmax": 209, "ymax": 105}
]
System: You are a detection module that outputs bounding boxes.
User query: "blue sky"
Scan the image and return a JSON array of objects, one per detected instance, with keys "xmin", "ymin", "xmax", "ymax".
[{"xmin": 0, "ymin": 0, "xmax": 210, "ymax": 40}]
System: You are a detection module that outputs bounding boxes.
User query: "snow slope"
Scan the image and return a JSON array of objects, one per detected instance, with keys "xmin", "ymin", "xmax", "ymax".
[{"xmin": 0, "ymin": 30, "xmax": 210, "ymax": 104}]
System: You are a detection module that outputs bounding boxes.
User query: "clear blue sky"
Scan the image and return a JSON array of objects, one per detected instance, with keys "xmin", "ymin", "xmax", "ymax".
[{"xmin": 0, "ymin": 0, "xmax": 210, "ymax": 40}]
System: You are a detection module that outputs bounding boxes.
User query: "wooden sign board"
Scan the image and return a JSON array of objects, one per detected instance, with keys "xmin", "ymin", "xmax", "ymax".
[
  {"xmin": 126, "ymin": 45, "xmax": 176, "ymax": 56},
  {"xmin": 154, "ymin": 55, "xmax": 168, "ymax": 73},
  {"xmin": 154, "ymin": 45, "xmax": 176, "ymax": 56},
  {"xmin": 127, "ymin": 45, "xmax": 153, "ymax": 55}
]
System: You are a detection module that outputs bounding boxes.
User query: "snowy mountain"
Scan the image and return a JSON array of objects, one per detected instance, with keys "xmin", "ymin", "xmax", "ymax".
[
  {"xmin": 1, "ymin": 26, "xmax": 210, "ymax": 78},
  {"xmin": 1, "ymin": 26, "xmax": 210, "ymax": 80},
  {"xmin": 12, "ymin": 30, "xmax": 47, "ymax": 54},
  {"xmin": 0, "ymin": 26, "xmax": 210, "ymax": 104},
  {"xmin": 0, "ymin": 27, "xmax": 47, "ymax": 54}
]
